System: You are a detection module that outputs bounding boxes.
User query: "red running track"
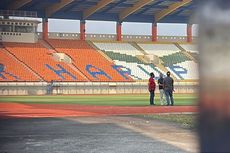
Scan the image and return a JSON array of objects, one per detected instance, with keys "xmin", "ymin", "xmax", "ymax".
[{"xmin": 0, "ymin": 103, "xmax": 198, "ymax": 118}]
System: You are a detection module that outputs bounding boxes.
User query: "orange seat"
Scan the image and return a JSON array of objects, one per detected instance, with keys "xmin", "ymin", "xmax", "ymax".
[
  {"xmin": 3, "ymin": 41, "xmax": 87, "ymax": 82},
  {"xmin": 47, "ymin": 39, "xmax": 133, "ymax": 82},
  {"xmin": 0, "ymin": 49, "xmax": 38, "ymax": 81}
]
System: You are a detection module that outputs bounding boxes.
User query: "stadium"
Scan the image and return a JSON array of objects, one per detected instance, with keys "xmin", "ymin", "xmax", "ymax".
[{"xmin": 0, "ymin": 0, "xmax": 206, "ymax": 152}]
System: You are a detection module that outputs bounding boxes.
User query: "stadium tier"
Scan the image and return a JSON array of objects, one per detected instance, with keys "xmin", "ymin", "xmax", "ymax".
[
  {"xmin": 93, "ymin": 42, "xmax": 164, "ymax": 80},
  {"xmin": 2, "ymin": 42, "xmax": 87, "ymax": 82},
  {"xmin": 0, "ymin": 40, "xmax": 198, "ymax": 82},
  {"xmin": 138, "ymin": 43, "xmax": 198, "ymax": 80},
  {"xmin": 180, "ymin": 44, "xmax": 199, "ymax": 60},
  {"xmin": 46, "ymin": 39, "xmax": 133, "ymax": 82}
]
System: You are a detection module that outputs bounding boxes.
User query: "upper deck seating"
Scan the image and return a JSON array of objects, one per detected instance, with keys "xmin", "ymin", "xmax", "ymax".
[{"xmin": 180, "ymin": 44, "xmax": 199, "ymax": 60}]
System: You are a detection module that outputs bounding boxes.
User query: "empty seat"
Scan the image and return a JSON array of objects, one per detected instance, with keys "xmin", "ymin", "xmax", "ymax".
[
  {"xmin": 0, "ymin": 49, "xmax": 38, "ymax": 81},
  {"xmin": 4, "ymin": 41, "xmax": 87, "ymax": 82},
  {"xmin": 47, "ymin": 39, "xmax": 133, "ymax": 82}
]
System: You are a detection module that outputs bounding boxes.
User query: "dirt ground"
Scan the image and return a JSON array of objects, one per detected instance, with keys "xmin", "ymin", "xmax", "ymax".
[
  {"xmin": 0, "ymin": 115, "xmax": 199, "ymax": 153},
  {"xmin": 0, "ymin": 102, "xmax": 199, "ymax": 152},
  {"xmin": 0, "ymin": 103, "xmax": 198, "ymax": 118}
]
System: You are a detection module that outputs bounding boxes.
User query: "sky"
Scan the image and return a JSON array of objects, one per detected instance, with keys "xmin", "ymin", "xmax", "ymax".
[{"xmin": 36, "ymin": 19, "xmax": 198, "ymax": 36}]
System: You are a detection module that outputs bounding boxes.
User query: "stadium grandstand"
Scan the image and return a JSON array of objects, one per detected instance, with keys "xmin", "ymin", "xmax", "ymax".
[{"xmin": 0, "ymin": 0, "xmax": 198, "ymax": 95}]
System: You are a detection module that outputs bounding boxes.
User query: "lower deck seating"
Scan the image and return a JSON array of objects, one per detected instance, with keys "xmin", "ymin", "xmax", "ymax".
[
  {"xmin": 1, "ymin": 40, "xmax": 199, "ymax": 82},
  {"xmin": 135, "ymin": 43, "xmax": 198, "ymax": 80},
  {"xmin": 47, "ymin": 39, "xmax": 133, "ymax": 82},
  {"xmin": 0, "ymin": 49, "xmax": 38, "ymax": 81},
  {"xmin": 166, "ymin": 61, "xmax": 198, "ymax": 80},
  {"xmin": 102, "ymin": 50, "xmax": 164, "ymax": 80},
  {"xmin": 3, "ymin": 42, "xmax": 87, "ymax": 82}
]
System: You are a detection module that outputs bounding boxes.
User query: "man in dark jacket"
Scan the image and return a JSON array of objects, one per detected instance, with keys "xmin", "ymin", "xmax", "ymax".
[
  {"xmin": 163, "ymin": 71, "xmax": 174, "ymax": 106},
  {"xmin": 148, "ymin": 72, "xmax": 156, "ymax": 105}
]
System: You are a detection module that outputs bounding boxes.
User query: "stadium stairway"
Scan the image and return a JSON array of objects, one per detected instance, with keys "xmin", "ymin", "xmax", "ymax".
[
  {"xmin": 40, "ymin": 39, "xmax": 56, "ymax": 52},
  {"xmin": 129, "ymin": 42, "xmax": 148, "ymax": 55},
  {"xmin": 129, "ymin": 42, "xmax": 154, "ymax": 64},
  {"xmin": 174, "ymin": 43, "xmax": 198, "ymax": 63},
  {"xmin": 86, "ymin": 40, "xmax": 114, "ymax": 63}
]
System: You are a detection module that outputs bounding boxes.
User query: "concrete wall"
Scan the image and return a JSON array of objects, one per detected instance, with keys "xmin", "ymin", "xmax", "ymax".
[
  {"xmin": 0, "ymin": 32, "xmax": 38, "ymax": 43},
  {"xmin": 0, "ymin": 82, "xmax": 198, "ymax": 95},
  {"xmin": 37, "ymin": 32, "xmax": 197, "ymax": 43}
]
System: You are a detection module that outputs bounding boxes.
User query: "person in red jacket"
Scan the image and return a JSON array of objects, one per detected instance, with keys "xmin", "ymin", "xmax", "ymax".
[{"xmin": 148, "ymin": 72, "xmax": 156, "ymax": 105}]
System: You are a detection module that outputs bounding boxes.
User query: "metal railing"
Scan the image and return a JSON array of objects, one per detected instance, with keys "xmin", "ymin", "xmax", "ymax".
[
  {"xmin": 37, "ymin": 32, "xmax": 197, "ymax": 42},
  {"xmin": 0, "ymin": 81, "xmax": 198, "ymax": 95}
]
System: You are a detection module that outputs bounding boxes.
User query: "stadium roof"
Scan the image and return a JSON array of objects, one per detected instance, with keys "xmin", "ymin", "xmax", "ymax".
[{"xmin": 0, "ymin": 0, "xmax": 196, "ymax": 23}]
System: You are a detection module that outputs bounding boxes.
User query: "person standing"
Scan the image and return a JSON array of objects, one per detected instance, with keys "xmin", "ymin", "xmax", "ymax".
[
  {"xmin": 158, "ymin": 73, "xmax": 166, "ymax": 105},
  {"xmin": 163, "ymin": 71, "xmax": 174, "ymax": 106},
  {"xmin": 148, "ymin": 72, "xmax": 156, "ymax": 105},
  {"xmin": 47, "ymin": 80, "xmax": 54, "ymax": 95}
]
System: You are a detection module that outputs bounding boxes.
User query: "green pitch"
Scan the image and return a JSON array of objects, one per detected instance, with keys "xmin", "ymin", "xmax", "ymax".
[{"xmin": 0, "ymin": 94, "xmax": 197, "ymax": 106}]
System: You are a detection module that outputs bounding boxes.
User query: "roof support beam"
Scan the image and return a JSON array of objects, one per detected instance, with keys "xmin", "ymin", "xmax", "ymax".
[
  {"xmin": 154, "ymin": 0, "xmax": 192, "ymax": 22},
  {"xmin": 46, "ymin": 0, "xmax": 74, "ymax": 17},
  {"xmin": 83, "ymin": 0, "xmax": 114, "ymax": 19},
  {"xmin": 8, "ymin": 0, "xmax": 32, "ymax": 10},
  {"xmin": 119, "ymin": 0, "xmax": 154, "ymax": 22}
]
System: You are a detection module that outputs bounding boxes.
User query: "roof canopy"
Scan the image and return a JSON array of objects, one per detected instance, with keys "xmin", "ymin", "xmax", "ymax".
[{"xmin": 0, "ymin": 0, "xmax": 195, "ymax": 23}]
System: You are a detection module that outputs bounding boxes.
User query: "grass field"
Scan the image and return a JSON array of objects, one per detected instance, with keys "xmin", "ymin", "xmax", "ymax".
[
  {"xmin": 0, "ymin": 94, "xmax": 197, "ymax": 106},
  {"xmin": 139, "ymin": 114, "xmax": 198, "ymax": 129}
]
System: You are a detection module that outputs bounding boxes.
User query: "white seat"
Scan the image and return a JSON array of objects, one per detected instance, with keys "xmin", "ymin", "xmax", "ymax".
[
  {"xmin": 138, "ymin": 44, "xmax": 180, "ymax": 57},
  {"xmin": 180, "ymin": 44, "xmax": 198, "ymax": 53},
  {"xmin": 93, "ymin": 42, "xmax": 143, "ymax": 56}
]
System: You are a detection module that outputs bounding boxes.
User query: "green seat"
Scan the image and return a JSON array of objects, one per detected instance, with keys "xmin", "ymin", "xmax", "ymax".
[{"xmin": 160, "ymin": 52, "xmax": 191, "ymax": 66}]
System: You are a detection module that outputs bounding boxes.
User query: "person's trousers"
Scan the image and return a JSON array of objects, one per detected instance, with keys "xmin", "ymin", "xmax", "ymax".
[
  {"xmin": 47, "ymin": 86, "xmax": 53, "ymax": 95},
  {"xmin": 159, "ymin": 89, "xmax": 166, "ymax": 105},
  {"xmin": 149, "ymin": 90, "xmax": 155, "ymax": 105},
  {"xmin": 164, "ymin": 89, "xmax": 174, "ymax": 106}
]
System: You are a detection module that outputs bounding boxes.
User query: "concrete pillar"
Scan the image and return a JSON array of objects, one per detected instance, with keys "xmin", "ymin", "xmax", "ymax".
[
  {"xmin": 116, "ymin": 22, "xmax": 122, "ymax": 41},
  {"xmin": 187, "ymin": 24, "xmax": 192, "ymax": 43},
  {"xmin": 42, "ymin": 18, "xmax": 48, "ymax": 40},
  {"xmin": 80, "ymin": 20, "xmax": 86, "ymax": 41},
  {"xmin": 152, "ymin": 23, "xmax": 157, "ymax": 42}
]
